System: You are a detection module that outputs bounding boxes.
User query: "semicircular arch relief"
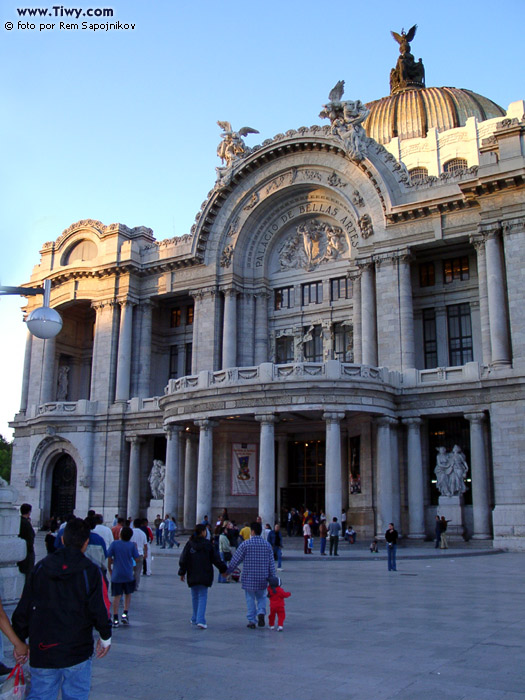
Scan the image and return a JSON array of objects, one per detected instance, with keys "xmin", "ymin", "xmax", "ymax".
[
  {"xmin": 242, "ymin": 187, "xmax": 361, "ymax": 281},
  {"xmin": 206, "ymin": 159, "xmax": 381, "ymax": 273}
]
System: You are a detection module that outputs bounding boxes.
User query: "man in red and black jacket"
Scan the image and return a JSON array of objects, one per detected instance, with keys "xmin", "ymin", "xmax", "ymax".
[{"xmin": 12, "ymin": 517, "xmax": 111, "ymax": 699}]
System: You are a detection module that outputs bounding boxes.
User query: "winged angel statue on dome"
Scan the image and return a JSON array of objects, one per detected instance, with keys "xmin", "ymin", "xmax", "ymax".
[{"xmin": 216, "ymin": 121, "xmax": 259, "ymax": 167}]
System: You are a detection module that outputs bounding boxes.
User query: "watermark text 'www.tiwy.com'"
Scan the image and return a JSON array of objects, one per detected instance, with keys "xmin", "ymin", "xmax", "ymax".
[{"xmin": 17, "ymin": 6, "xmax": 113, "ymax": 18}]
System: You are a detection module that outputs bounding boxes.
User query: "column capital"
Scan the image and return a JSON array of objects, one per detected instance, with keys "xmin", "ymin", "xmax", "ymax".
[
  {"xmin": 118, "ymin": 298, "xmax": 137, "ymax": 309},
  {"xmin": 478, "ymin": 222, "xmax": 502, "ymax": 241},
  {"xmin": 195, "ymin": 419, "xmax": 218, "ymax": 430},
  {"xmin": 220, "ymin": 286, "xmax": 240, "ymax": 298},
  {"xmin": 91, "ymin": 299, "xmax": 116, "ymax": 312},
  {"xmin": 164, "ymin": 423, "xmax": 184, "ymax": 438},
  {"xmin": 254, "ymin": 289, "xmax": 271, "ymax": 300},
  {"xmin": 126, "ymin": 435, "xmax": 145, "ymax": 445},
  {"xmin": 375, "ymin": 415, "xmax": 398, "ymax": 428},
  {"xmin": 469, "ymin": 233, "xmax": 486, "ymax": 252},
  {"xmin": 402, "ymin": 417, "xmax": 422, "ymax": 427},
  {"xmin": 464, "ymin": 411, "xmax": 486, "ymax": 424},
  {"xmin": 356, "ymin": 257, "xmax": 374, "ymax": 271},
  {"xmin": 322, "ymin": 411, "xmax": 345, "ymax": 423},
  {"xmin": 255, "ymin": 413, "xmax": 278, "ymax": 425}
]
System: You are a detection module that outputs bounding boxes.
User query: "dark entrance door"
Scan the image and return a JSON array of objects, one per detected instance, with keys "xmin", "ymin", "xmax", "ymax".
[
  {"xmin": 281, "ymin": 439, "xmax": 325, "ymax": 520},
  {"xmin": 50, "ymin": 454, "xmax": 77, "ymax": 520}
]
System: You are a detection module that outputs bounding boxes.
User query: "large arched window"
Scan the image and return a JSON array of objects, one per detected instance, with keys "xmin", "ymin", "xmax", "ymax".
[
  {"xmin": 62, "ymin": 239, "xmax": 98, "ymax": 265},
  {"xmin": 443, "ymin": 158, "xmax": 468, "ymax": 176},
  {"xmin": 409, "ymin": 167, "xmax": 428, "ymax": 183}
]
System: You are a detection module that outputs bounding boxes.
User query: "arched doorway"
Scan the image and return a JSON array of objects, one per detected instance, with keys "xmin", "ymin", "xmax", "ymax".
[{"xmin": 50, "ymin": 454, "xmax": 77, "ymax": 520}]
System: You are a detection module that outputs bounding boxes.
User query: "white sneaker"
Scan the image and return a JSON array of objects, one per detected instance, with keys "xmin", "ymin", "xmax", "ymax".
[
  {"xmin": 277, "ymin": 568, "xmax": 283, "ymax": 572},
  {"xmin": 278, "ymin": 626, "xmax": 283, "ymax": 631},
  {"xmin": 197, "ymin": 623, "xmax": 207, "ymax": 629}
]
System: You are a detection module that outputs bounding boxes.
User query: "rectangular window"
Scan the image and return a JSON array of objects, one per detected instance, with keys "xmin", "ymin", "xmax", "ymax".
[
  {"xmin": 333, "ymin": 322, "xmax": 353, "ymax": 362},
  {"xmin": 303, "ymin": 325, "xmax": 323, "ymax": 362},
  {"xmin": 419, "ymin": 262, "xmax": 435, "ymax": 287},
  {"xmin": 422, "ymin": 309, "xmax": 438, "ymax": 368},
  {"xmin": 170, "ymin": 308, "xmax": 181, "ymax": 328},
  {"xmin": 447, "ymin": 303, "xmax": 473, "ymax": 366},
  {"xmin": 169, "ymin": 345, "xmax": 179, "ymax": 379},
  {"xmin": 186, "ymin": 305, "xmax": 194, "ymax": 325},
  {"xmin": 301, "ymin": 281, "xmax": 323, "ymax": 306},
  {"xmin": 443, "ymin": 256, "xmax": 469, "ymax": 284},
  {"xmin": 276, "ymin": 336, "xmax": 294, "ymax": 363},
  {"xmin": 185, "ymin": 343, "xmax": 193, "ymax": 376},
  {"xmin": 330, "ymin": 277, "xmax": 351, "ymax": 301},
  {"xmin": 274, "ymin": 286, "xmax": 294, "ymax": 310}
]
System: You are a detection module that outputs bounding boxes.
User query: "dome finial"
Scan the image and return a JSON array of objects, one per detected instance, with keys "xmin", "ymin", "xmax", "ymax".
[{"xmin": 389, "ymin": 24, "xmax": 425, "ymax": 94}]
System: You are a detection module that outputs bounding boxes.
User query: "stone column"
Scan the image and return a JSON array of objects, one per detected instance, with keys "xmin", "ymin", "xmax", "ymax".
[
  {"xmin": 465, "ymin": 412, "xmax": 491, "ymax": 539},
  {"xmin": 350, "ymin": 271, "xmax": 362, "ymax": 364},
  {"xmin": 90, "ymin": 301, "xmax": 118, "ymax": 402},
  {"xmin": 19, "ymin": 331, "xmax": 33, "ymax": 412},
  {"xmin": 115, "ymin": 301, "xmax": 134, "ymax": 402},
  {"xmin": 360, "ymin": 261, "xmax": 377, "ymax": 366},
  {"xmin": 276, "ymin": 436, "xmax": 288, "ymax": 522},
  {"xmin": 239, "ymin": 293, "xmax": 255, "ymax": 367},
  {"xmin": 190, "ymin": 292, "xmax": 200, "ymax": 374},
  {"xmin": 195, "ymin": 420, "xmax": 216, "ymax": 524},
  {"xmin": 485, "ymin": 230, "xmax": 511, "ymax": 366},
  {"xmin": 376, "ymin": 416, "xmax": 396, "ymax": 535},
  {"xmin": 222, "ymin": 288, "xmax": 238, "ymax": 369},
  {"xmin": 471, "ymin": 237, "xmax": 491, "ymax": 365},
  {"xmin": 403, "ymin": 418, "xmax": 425, "ymax": 538},
  {"xmin": 390, "ymin": 419, "xmax": 401, "ymax": 531},
  {"xmin": 323, "ymin": 412, "xmax": 345, "ymax": 521},
  {"xmin": 254, "ymin": 291, "xmax": 270, "ymax": 364},
  {"xmin": 40, "ymin": 334, "xmax": 57, "ymax": 404},
  {"xmin": 126, "ymin": 436, "xmax": 145, "ymax": 519},
  {"xmin": 256, "ymin": 414, "xmax": 277, "ymax": 527},
  {"xmin": 183, "ymin": 432, "xmax": 198, "ymax": 529},
  {"xmin": 137, "ymin": 301, "xmax": 153, "ymax": 398},
  {"xmin": 163, "ymin": 425, "xmax": 182, "ymax": 520},
  {"xmin": 398, "ymin": 253, "xmax": 415, "ymax": 370}
]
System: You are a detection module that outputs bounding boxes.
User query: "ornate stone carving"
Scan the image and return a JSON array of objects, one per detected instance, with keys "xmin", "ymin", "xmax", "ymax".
[
  {"xmin": 220, "ymin": 245, "xmax": 234, "ymax": 268},
  {"xmin": 79, "ymin": 475, "xmax": 91, "ymax": 489},
  {"xmin": 279, "ymin": 220, "xmax": 347, "ymax": 271},
  {"xmin": 358, "ymin": 214, "xmax": 374, "ymax": 239},
  {"xmin": 243, "ymin": 192, "xmax": 260, "ymax": 211},
  {"xmin": 351, "ymin": 190, "xmax": 364, "ymax": 207},
  {"xmin": 226, "ymin": 217, "xmax": 240, "ymax": 237},
  {"xmin": 216, "ymin": 121, "xmax": 259, "ymax": 167},
  {"xmin": 434, "ymin": 445, "xmax": 469, "ymax": 497},
  {"xmin": 389, "ymin": 25, "xmax": 425, "ymax": 94},
  {"xmin": 319, "ymin": 81, "xmax": 369, "ymax": 161},
  {"xmin": 327, "ymin": 171, "xmax": 347, "ymax": 189},
  {"xmin": 56, "ymin": 365, "xmax": 69, "ymax": 401}
]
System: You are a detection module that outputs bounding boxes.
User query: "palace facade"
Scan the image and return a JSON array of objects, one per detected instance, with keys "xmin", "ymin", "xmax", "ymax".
[{"xmin": 10, "ymin": 36, "xmax": 525, "ymax": 548}]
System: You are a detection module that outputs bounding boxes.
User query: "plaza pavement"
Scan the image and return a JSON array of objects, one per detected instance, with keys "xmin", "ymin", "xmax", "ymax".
[{"xmin": 20, "ymin": 536, "xmax": 525, "ymax": 699}]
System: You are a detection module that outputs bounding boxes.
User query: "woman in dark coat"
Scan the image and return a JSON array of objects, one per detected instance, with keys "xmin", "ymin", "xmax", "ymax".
[{"xmin": 178, "ymin": 524, "xmax": 227, "ymax": 629}]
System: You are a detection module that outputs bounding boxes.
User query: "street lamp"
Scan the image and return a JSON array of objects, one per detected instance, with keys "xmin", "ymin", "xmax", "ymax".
[{"xmin": 0, "ymin": 279, "xmax": 63, "ymax": 339}]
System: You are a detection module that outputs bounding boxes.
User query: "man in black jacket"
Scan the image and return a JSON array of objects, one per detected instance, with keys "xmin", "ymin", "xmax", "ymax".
[
  {"xmin": 17, "ymin": 503, "xmax": 35, "ymax": 579},
  {"xmin": 12, "ymin": 517, "xmax": 111, "ymax": 700}
]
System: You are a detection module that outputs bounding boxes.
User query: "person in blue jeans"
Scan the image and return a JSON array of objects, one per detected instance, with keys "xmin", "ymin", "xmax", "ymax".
[
  {"xmin": 385, "ymin": 522, "xmax": 398, "ymax": 571},
  {"xmin": 178, "ymin": 524, "xmax": 227, "ymax": 629},
  {"xmin": 225, "ymin": 522, "xmax": 277, "ymax": 629}
]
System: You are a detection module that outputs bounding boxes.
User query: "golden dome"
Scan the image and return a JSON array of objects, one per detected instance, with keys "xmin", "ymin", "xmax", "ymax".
[{"xmin": 364, "ymin": 87, "xmax": 505, "ymax": 146}]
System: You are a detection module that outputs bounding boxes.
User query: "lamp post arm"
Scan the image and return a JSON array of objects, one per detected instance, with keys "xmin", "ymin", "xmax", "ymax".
[{"xmin": 0, "ymin": 285, "xmax": 45, "ymax": 297}]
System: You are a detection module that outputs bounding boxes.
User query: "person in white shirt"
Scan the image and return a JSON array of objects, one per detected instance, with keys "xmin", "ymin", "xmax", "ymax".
[
  {"xmin": 130, "ymin": 519, "xmax": 148, "ymax": 590},
  {"xmin": 93, "ymin": 514, "xmax": 114, "ymax": 549}
]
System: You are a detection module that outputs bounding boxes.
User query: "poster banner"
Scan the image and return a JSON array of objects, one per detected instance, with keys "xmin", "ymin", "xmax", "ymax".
[{"xmin": 231, "ymin": 443, "xmax": 257, "ymax": 496}]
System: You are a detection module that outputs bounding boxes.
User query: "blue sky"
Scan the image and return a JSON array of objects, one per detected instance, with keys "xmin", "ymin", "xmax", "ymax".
[{"xmin": 0, "ymin": 0, "xmax": 523, "ymax": 438}]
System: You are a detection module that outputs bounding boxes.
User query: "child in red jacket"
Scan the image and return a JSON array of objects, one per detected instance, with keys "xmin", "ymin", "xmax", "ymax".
[{"xmin": 267, "ymin": 576, "xmax": 291, "ymax": 631}]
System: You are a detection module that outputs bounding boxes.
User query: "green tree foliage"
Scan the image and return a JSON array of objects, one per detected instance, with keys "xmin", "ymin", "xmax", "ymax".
[{"xmin": 0, "ymin": 435, "xmax": 13, "ymax": 483}]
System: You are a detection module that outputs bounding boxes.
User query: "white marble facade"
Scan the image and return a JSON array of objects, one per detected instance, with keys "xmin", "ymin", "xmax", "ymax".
[{"xmin": 9, "ymin": 78, "xmax": 525, "ymax": 549}]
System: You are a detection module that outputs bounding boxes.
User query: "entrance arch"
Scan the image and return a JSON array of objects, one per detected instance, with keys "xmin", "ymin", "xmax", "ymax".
[{"xmin": 50, "ymin": 454, "xmax": 77, "ymax": 520}]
